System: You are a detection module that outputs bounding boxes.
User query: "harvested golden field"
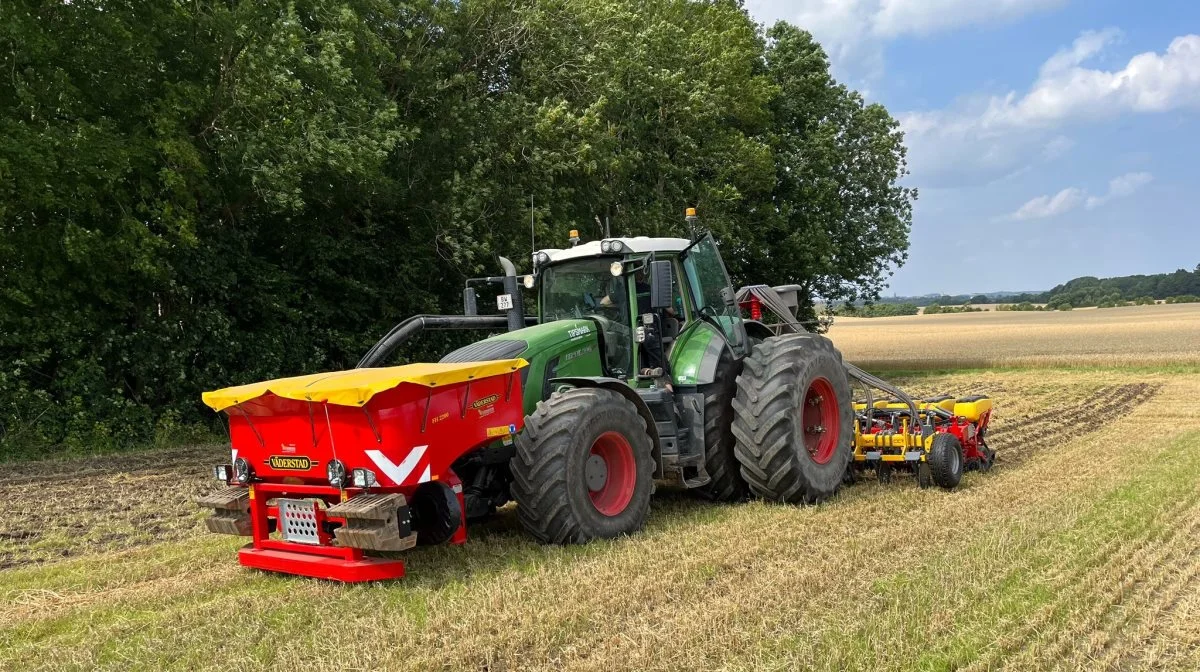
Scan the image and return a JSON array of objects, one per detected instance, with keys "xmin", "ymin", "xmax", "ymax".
[
  {"xmin": 4, "ymin": 365, "xmax": 1200, "ymax": 671},
  {"xmin": 828, "ymin": 302, "xmax": 1200, "ymax": 369}
]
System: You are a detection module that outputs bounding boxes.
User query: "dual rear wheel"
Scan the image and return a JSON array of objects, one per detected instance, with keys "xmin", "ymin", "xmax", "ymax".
[{"xmin": 730, "ymin": 334, "xmax": 854, "ymax": 504}]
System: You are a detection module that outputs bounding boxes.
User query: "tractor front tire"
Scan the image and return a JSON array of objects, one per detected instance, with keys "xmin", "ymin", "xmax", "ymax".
[
  {"xmin": 731, "ymin": 334, "xmax": 853, "ymax": 504},
  {"xmin": 694, "ymin": 349, "xmax": 748, "ymax": 502},
  {"xmin": 510, "ymin": 387, "xmax": 654, "ymax": 544},
  {"xmin": 927, "ymin": 433, "xmax": 964, "ymax": 490}
]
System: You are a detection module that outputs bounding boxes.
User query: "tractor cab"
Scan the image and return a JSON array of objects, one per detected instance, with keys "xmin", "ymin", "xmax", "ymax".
[
  {"xmin": 358, "ymin": 211, "xmax": 766, "ymax": 499},
  {"xmin": 517, "ymin": 223, "xmax": 753, "ymax": 491},
  {"xmin": 530, "ymin": 230, "xmax": 749, "ymax": 386}
]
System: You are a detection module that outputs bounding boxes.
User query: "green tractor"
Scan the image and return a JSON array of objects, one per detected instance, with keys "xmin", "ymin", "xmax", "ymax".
[{"xmin": 358, "ymin": 212, "xmax": 854, "ymax": 544}]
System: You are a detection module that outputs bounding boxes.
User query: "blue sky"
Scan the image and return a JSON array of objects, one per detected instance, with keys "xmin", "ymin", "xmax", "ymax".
[{"xmin": 745, "ymin": 0, "xmax": 1200, "ymax": 295}]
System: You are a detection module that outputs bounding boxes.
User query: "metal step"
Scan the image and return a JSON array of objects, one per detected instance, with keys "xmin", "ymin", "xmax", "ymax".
[{"xmin": 662, "ymin": 453, "xmax": 711, "ymax": 488}]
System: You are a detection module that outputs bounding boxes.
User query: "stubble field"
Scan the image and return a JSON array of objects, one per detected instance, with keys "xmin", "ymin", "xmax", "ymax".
[
  {"xmin": 2, "ymin": 304, "xmax": 1199, "ymax": 671},
  {"xmin": 830, "ymin": 302, "xmax": 1200, "ymax": 370}
]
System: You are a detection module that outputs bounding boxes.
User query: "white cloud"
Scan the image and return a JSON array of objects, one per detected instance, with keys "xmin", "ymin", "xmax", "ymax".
[
  {"xmin": 1011, "ymin": 187, "xmax": 1086, "ymax": 220},
  {"xmin": 1042, "ymin": 135, "xmax": 1075, "ymax": 160},
  {"xmin": 747, "ymin": 0, "xmax": 1064, "ymax": 77},
  {"xmin": 1085, "ymin": 171, "xmax": 1154, "ymax": 209},
  {"xmin": 903, "ymin": 32, "xmax": 1200, "ymax": 186},
  {"xmin": 772, "ymin": 0, "xmax": 882, "ymax": 76},
  {"xmin": 998, "ymin": 33, "xmax": 1200, "ymax": 126},
  {"xmin": 1007, "ymin": 172, "xmax": 1153, "ymax": 220},
  {"xmin": 1038, "ymin": 28, "xmax": 1121, "ymax": 77}
]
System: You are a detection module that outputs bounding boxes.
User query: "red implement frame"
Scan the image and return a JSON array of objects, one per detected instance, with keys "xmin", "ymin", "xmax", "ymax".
[
  {"xmin": 238, "ymin": 483, "xmax": 398, "ymax": 581},
  {"xmin": 208, "ymin": 366, "xmax": 523, "ymax": 582}
]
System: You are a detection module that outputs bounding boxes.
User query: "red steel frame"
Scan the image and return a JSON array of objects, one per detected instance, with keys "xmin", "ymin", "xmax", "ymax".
[
  {"xmin": 215, "ymin": 369, "xmax": 522, "ymax": 582},
  {"xmin": 856, "ymin": 405, "xmax": 993, "ymax": 466},
  {"xmin": 942, "ymin": 408, "xmax": 991, "ymax": 463},
  {"xmin": 237, "ymin": 474, "xmax": 471, "ymax": 582}
]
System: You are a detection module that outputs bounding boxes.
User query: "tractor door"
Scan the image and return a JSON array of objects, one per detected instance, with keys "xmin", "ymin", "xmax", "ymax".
[{"xmin": 681, "ymin": 234, "xmax": 748, "ymax": 357}]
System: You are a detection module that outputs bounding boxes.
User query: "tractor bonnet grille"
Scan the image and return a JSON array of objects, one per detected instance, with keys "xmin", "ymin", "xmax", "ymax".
[{"xmin": 440, "ymin": 339, "xmax": 528, "ymax": 363}]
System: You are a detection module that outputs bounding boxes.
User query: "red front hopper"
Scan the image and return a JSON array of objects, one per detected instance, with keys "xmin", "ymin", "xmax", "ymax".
[{"xmin": 198, "ymin": 360, "xmax": 527, "ymax": 582}]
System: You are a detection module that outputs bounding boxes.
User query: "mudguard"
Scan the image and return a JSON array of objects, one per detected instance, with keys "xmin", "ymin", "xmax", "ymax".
[
  {"xmin": 669, "ymin": 321, "xmax": 732, "ymax": 386},
  {"xmin": 743, "ymin": 319, "xmax": 777, "ymax": 342}
]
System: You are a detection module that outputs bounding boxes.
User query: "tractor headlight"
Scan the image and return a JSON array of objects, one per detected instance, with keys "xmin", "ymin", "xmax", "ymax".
[
  {"xmin": 233, "ymin": 457, "xmax": 253, "ymax": 484},
  {"xmin": 534, "ymin": 251, "xmax": 549, "ymax": 267},
  {"xmin": 213, "ymin": 464, "xmax": 232, "ymax": 482},
  {"xmin": 351, "ymin": 468, "xmax": 378, "ymax": 488},
  {"xmin": 601, "ymin": 240, "xmax": 612, "ymax": 252},
  {"xmin": 522, "ymin": 274, "xmax": 535, "ymax": 289},
  {"xmin": 609, "ymin": 240, "xmax": 625, "ymax": 253},
  {"xmin": 327, "ymin": 459, "xmax": 347, "ymax": 488},
  {"xmin": 610, "ymin": 261, "xmax": 624, "ymax": 277}
]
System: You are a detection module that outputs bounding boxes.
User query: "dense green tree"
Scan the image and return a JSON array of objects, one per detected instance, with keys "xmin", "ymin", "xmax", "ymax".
[
  {"xmin": 1, "ymin": 0, "xmax": 427, "ymax": 452},
  {"xmin": 0, "ymin": 0, "xmax": 916, "ymax": 455},
  {"xmin": 1039, "ymin": 267, "xmax": 1200, "ymax": 307},
  {"xmin": 832, "ymin": 302, "xmax": 919, "ymax": 317},
  {"xmin": 723, "ymin": 23, "xmax": 913, "ymax": 323}
]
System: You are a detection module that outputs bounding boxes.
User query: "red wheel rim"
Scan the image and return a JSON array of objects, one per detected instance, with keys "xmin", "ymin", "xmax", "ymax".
[
  {"xmin": 802, "ymin": 377, "xmax": 839, "ymax": 465},
  {"xmin": 586, "ymin": 431, "xmax": 636, "ymax": 516}
]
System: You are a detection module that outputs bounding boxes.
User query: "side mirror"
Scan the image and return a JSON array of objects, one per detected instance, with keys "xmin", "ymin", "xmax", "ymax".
[
  {"xmin": 720, "ymin": 286, "xmax": 735, "ymax": 307},
  {"xmin": 648, "ymin": 260, "xmax": 673, "ymax": 310}
]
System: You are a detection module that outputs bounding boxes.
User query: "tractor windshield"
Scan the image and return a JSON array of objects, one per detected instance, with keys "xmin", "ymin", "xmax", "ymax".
[
  {"xmin": 682, "ymin": 234, "xmax": 747, "ymax": 356},
  {"xmin": 539, "ymin": 258, "xmax": 633, "ymax": 376}
]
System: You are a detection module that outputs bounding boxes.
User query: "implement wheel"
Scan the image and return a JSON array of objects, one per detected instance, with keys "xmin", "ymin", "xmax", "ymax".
[
  {"xmin": 510, "ymin": 387, "xmax": 654, "ymax": 544},
  {"xmin": 927, "ymin": 433, "xmax": 964, "ymax": 490},
  {"xmin": 731, "ymin": 334, "xmax": 853, "ymax": 504}
]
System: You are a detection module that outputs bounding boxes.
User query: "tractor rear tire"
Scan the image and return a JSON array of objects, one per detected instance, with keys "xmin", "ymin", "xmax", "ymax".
[
  {"xmin": 694, "ymin": 349, "xmax": 748, "ymax": 502},
  {"xmin": 731, "ymin": 334, "xmax": 853, "ymax": 504},
  {"xmin": 927, "ymin": 433, "xmax": 964, "ymax": 490},
  {"xmin": 510, "ymin": 387, "xmax": 654, "ymax": 544}
]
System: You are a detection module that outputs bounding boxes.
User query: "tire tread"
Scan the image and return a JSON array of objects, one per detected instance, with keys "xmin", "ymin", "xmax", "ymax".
[{"xmin": 731, "ymin": 334, "xmax": 853, "ymax": 504}]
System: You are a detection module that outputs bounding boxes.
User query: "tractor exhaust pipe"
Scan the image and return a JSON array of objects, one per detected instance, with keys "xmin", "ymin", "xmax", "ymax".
[{"xmin": 498, "ymin": 256, "xmax": 526, "ymax": 333}]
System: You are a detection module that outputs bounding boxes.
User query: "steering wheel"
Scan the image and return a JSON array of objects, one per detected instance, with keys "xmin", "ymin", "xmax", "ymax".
[{"xmin": 698, "ymin": 305, "xmax": 719, "ymax": 318}]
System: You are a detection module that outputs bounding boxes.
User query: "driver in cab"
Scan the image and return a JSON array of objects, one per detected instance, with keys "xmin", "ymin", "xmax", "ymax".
[{"xmin": 599, "ymin": 267, "xmax": 677, "ymax": 379}]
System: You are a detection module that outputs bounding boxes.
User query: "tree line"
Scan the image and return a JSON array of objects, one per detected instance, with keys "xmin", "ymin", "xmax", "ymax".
[
  {"xmin": 861, "ymin": 265, "xmax": 1200, "ymax": 311},
  {"xmin": 1038, "ymin": 267, "xmax": 1200, "ymax": 310},
  {"xmin": 0, "ymin": 0, "xmax": 914, "ymax": 457}
]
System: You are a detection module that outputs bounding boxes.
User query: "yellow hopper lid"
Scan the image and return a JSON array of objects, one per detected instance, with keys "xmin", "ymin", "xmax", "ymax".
[{"xmin": 201, "ymin": 359, "xmax": 528, "ymax": 412}]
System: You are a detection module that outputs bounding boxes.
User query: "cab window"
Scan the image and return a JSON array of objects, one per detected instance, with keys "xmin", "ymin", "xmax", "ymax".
[{"xmin": 682, "ymin": 235, "xmax": 746, "ymax": 355}]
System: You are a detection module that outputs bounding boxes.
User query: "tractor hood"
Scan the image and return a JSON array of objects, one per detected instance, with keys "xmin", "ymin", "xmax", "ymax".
[
  {"xmin": 440, "ymin": 319, "xmax": 607, "ymax": 415},
  {"xmin": 439, "ymin": 319, "xmax": 596, "ymax": 364}
]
